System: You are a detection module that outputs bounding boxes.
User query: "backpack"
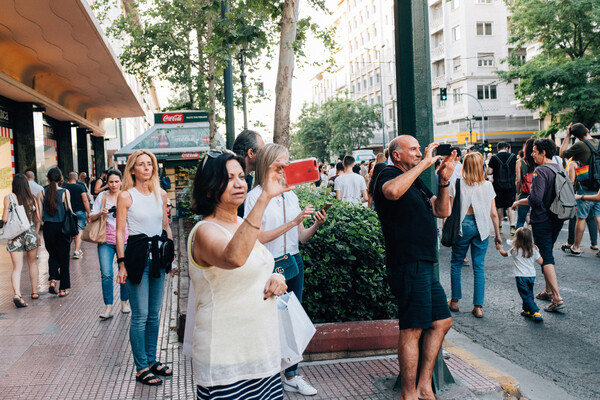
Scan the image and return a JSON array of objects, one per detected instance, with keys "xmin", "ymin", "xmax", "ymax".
[
  {"xmin": 160, "ymin": 175, "xmax": 171, "ymax": 190},
  {"xmin": 493, "ymin": 153, "xmax": 515, "ymax": 190},
  {"xmin": 579, "ymin": 140, "xmax": 600, "ymax": 191},
  {"xmin": 520, "ymin": 160, "xmax": 533, "ymax": 194},
  {"xmin": 543, "ymin": 164, "xmax": 577, "ymax": 220}
]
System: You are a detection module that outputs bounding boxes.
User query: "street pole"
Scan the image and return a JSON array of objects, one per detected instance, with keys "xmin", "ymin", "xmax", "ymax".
[
  {"xmin": 379, "ymin": 47, "xmax": 386, "ymax": 150},
  {"xmin": 221, "ymin": 0, "xmax": 235, "ymax": 149},
  {"xmin": 459, "ymin": 92, "xmax": 485, "ymax": 143},
  {"xmin": 238, "ymin": 50, "xmax": 248, "ymax": 130}
]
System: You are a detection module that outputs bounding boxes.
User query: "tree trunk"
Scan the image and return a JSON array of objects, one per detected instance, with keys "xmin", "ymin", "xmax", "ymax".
[{"xmin": 273, "ymin": 0, "xmax": 300, "ymax": 148}]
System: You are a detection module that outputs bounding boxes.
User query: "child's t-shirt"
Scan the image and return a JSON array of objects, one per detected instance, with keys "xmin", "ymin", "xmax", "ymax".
[{"xmin": 510, "ymin": 247, "xmax": 540, "ymax": 277}]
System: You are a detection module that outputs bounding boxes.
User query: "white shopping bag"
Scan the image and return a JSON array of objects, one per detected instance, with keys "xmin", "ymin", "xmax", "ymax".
[{"xmin": 277, "ymin": 292, "xmax": 316, "ymax": 361}]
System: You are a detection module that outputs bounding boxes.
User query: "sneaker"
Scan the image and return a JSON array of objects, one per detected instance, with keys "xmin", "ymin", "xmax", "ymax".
[
  {"xmin": 463, "ymin": 258, "xmax": 470, "ymax": 267},
  {"xmin": 121, "ymin": 303, "xmax": 131, "ymax": 314},
  {"xmin": 561, "ymin": 245, "xmax": 581, "ymax": 256},
  {"xmin": 72, "ymin": 251, "xmax": 81, "ymax": 259},
  {"xmin": 99, "ymin": 311, "xmax": 113, "ymax": 320},
  {"xmin": 499, "ymin": 226, "xmax": 503, "ymax": 234},
  {"xmin": 283, "ymin": 376, "xmax": 317, "ymax": 396},
  {"xmin": 596, "ymin": 251, "xmax": 600, "ymax": 258},
  {"xmin": 544, "ymin": 301, "xmax": 565, "ymax": 312},
  {"xmin": 510, "ymin": 226, "xmax": 516, "ymax": 236},
  {"xmin": 506, "ymin": 239, "xmax": 514, "ymax": 246},
  {"xmin": 532, "ymin": 312, "xmax": 544, "ymax": 322},
  {"xmin": 521, "ymin": 310, "xmax": 532, "ymax": 318}
]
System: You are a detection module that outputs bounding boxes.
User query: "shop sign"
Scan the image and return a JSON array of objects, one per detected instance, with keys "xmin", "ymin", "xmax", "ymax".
[
  {"xmin": 181, "ymin": 152, "xmax": 200, "ymax": 159},
  {"xmin": 154, "ymin": 111, "xmax": 209, "ymax": 124},
  {"xmin": 202, "ymin": 136, "xmax": 210, "ymax": 144},
  {"xmin": 0, "ymin": 104, "xmax": 10, "ymax": 128}
]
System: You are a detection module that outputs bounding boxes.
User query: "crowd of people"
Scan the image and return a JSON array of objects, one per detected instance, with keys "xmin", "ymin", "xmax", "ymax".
[{"xmin": 2, "ymin": 121, "xmax": 599, "ymax": 400}]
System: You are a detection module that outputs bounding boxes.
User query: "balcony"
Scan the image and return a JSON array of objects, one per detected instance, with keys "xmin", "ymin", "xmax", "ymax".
[
  {"xmin": 429, "ymin": 17, "xmax": 443, "ymax": 33},
  {"xmin": 431, "ymin": 45, "xmax": 445, "ymax": 61}
]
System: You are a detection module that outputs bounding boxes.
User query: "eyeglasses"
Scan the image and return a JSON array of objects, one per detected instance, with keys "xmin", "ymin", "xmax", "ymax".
[{"xmin": 201, "ymin": 149, "xmax": 235, "ymax": 171}]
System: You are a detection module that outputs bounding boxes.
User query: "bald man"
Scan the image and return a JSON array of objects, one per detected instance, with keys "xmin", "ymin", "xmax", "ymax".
[{"xmin": 373, "ymin": 135, "xmax": 458, "ymax": 400}]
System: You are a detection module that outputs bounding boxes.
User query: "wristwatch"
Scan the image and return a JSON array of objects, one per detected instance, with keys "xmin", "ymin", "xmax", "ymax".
[{"xmin": 117, "ymin": 257, "xmax": 126, "ymax": 264}]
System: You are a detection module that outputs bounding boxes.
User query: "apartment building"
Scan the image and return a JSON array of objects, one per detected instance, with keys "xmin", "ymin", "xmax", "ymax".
[
  {"xmin": 429, "ymin": 0, "xmax": 538, "ymax": 147},
  {"xmin": 310, "ymin": 0, "xmax": 398, "ymax": 151}
]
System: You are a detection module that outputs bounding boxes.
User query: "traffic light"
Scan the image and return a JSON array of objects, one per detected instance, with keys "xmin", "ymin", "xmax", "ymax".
[
  {"xmin": 440, "ymin": 88, "xmax": 447, "ymax": 101},
  {"xmin": 484, "ymin": 142, "xmax": 492, "ymax": 152},
  {"xmin": 258, "ymin": 82, "xmax": 264, "ymax": 96}
]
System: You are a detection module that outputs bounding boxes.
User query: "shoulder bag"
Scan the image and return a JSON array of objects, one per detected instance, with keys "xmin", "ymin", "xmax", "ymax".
[
  {"xmin": 81, "ymin": 193, "xmax": 107, "ymax": 243},
  {"xmin": 0, "ymin": 194, "xmax": 30, "ymax": 240},
  {"xmin": 61, "ymin": 190, "xmax": 79, "ymax": 238},
  {"xmin": 441, "ymin": 179, "xmax": 461, "ymax": 247},
  {"xmin": 273, "ymin": 194, "xmax": 300, "ymax": 280}
]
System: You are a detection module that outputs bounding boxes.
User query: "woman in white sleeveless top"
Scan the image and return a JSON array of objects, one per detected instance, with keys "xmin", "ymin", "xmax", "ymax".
[
  {"xmin": 188, "ymin": 150, "xmax": 289, "ymax": 400},
  {"xmin": 116, "ymin": 149, "xmax": 174, "ymax": 386}
]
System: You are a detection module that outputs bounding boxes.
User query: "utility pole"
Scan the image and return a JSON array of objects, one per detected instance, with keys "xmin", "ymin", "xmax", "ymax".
[
  {"xmin": 221, "ymin": 0, "xmax": 235, "ymax": 149},
  {"xmin": 237, "ymin": 50, "xmax": 248, "ymax": 130}
]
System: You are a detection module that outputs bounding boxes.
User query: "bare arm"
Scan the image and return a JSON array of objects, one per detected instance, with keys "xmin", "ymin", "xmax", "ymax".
[
  {"xmin": 1, "ymin": 195, "xmax": 8, "ymax": 222},
  {"xmin": 81, "ymin": 192, "xmax": 90, "ymax": 214},
  {"xmin": 559, "ymin": 123, "xmax": 572, "ymax": 158},
  {"xmin": 161, "ymin": 190, "xmax": 172, "ymax": 239},
  {"xmin": 258, "ymin": 205, "xmax": 314, "ymax": 244},
  {"xmin": 335, "ymin": 190, "xmax": 341, "ymax": 200},
  {"xmin": 361, "ymin": 189, "xmax": 368, "ymax": 203},
  {"xmin": 515, "ymin": 160, "xmax": 522, "ymax": 193},
  {"xmin": 490, "ymin": 198, "xmax": 501, "ymax": 246},
  {"xmin": 431, "ymin": 149, "xmax": 459, "ymax": 218},
  {"xmin": 576, "ymin": 191, "xmax": 600, "ymax": 202},
  {"xmin": 115, "ymin": 191, "xmax": 131, "ymax": 284},
  {"xmin": 298, "ymin": 210, "xmax": 326, "ymax": 243}
]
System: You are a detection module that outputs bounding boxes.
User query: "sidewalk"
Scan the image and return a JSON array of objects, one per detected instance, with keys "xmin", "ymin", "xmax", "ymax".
[{"xmin": 0, "ymin": 236, "xmax": 509, "ymax": 400}]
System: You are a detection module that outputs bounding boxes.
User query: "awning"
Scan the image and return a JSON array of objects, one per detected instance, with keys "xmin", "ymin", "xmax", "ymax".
[
  {"xmin": 0, "ymin": 0, "xmax": 146, "ymax": 136},
  {"xmin": 114, "ymin": 111, "xmax": 224, "ymax": 161}
]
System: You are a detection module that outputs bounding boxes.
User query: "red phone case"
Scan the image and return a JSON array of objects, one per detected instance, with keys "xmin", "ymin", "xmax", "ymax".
[{"xmin": 285, "ymin": 158, "xmax": 320, "ymax": 186}]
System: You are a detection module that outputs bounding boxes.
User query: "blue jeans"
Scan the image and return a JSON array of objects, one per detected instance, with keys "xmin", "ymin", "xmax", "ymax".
[
  {"xmin": 75, "ymin": 210, "xmax": 87, "ymax": 231},
  {"xmin": 515, "ymin": 276, "xmax": 539, "ymax": 313},
  {"xmin": 126, "ymin": 261, "xmax": 166, "ymax": 372},
  {"xmin": 284, "ymin": 253, "xmax": 305, "ymax": 377},
  {"xmin": 98, "ymin": 243, "xmax": 129, "ymax": 305},
  {"xmin": 516, "ymin": 194, "xmax": 530, "ymax": 230},
  {"xmin": 450, "ymin": 215, "xmax": 488, "ymax": 306}
]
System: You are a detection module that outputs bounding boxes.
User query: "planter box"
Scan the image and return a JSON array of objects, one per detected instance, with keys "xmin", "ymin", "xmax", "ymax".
[{"xmin": 303, "ymin": 320, "xmax": 399, "ymax": 361}]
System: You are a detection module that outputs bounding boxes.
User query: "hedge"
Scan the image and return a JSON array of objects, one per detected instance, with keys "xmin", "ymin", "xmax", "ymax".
[{"xmin": 295, "ymin": 185, "xmax": 396, "ymax": 323}]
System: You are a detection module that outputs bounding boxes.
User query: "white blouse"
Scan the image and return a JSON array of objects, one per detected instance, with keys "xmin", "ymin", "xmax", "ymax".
[{"xmin": 449, "ymin": 179, "xmax": 496, "ymax": 240}]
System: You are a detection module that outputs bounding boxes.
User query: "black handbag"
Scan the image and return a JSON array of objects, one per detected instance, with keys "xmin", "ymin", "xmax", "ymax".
[
  {"xmin": 441, "ymin": 179, "xmax": 461, "ymax": 247},
  {"xmin": 273, "ymin": 194, "xmax": 300, "ymax": 280},
  {"xmin": 61, "ymin": 192, "xmax": 79, "ymax": 238}
]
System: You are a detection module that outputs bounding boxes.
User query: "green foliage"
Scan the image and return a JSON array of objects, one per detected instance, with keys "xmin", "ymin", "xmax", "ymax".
[
  {"xmin": 295, "ymin": 186, "xmax": 395, "ymax": 323},
  {"xmin": 291, "ymin": 96, "xmax": 381, "ymax": 161},
  {"xmin": 500, "ymin": 0, "xmax": 600, "ymax": 134}
]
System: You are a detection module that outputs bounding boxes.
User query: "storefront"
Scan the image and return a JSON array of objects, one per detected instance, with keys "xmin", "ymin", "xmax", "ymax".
[
  {"xmin": 114, "ymin": 111, "xmax": 224, "ymax": 215},
  {"xmin": 0, "ymin": 102, "xmax": 15, "ymax": 214}
]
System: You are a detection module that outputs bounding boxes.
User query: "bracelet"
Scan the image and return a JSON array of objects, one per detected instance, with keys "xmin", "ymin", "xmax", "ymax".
[
  {"xmin": 439, "ymin": 182, "xmax": 450, "ymax": 188},
  {"xmin": 243, "ymin": 218, "xmax": 260, "ymax": 230},
  {"xmin": 117, "ymin": 257, "xmax": 126, "ymax": 264},
  {"xmin": 582, "ymin": 195, "xmax": 585, "ymax": 201}
]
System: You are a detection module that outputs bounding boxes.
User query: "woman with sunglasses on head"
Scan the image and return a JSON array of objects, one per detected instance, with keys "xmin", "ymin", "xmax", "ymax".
[
  {"xmin": 189, "ymin": 149, "xmax": 289, "ymax": 400},
  {"xmin": 244, "ymin": 143, "xmax": 326, "ymax": 396},
  {"xmin": 116, "ymin": 150, "xmax": 175, "ymax": 386},
  {"xmin": 89, "ymin": 169, "xmax": 130, "ymax": 320},
  {"xmin": 2, "ymin": 174, "xmax": 41, "ymax": 307}
]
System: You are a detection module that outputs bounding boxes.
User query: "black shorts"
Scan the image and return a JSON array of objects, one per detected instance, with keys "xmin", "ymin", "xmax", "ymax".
[
  {"xmin": 387, "ymin": 261, "xmax": 451, "ymax": 330},
  {"xmin": 494, "ymin": 187, "xmax": 517, "ymax": 209}
]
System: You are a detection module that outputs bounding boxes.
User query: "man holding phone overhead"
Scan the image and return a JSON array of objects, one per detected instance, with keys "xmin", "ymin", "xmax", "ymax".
[
  {"xmin": 334, "ymin": 155, "xmax": 368, "ymax": 204},
  {"xmin": 373, "ymin": 135, "xmax": 458, "ymax": 400}
]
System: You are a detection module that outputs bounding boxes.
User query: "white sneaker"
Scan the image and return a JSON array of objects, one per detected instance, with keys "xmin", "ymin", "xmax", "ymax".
[
  {"xmin": 282, "ymin": 376, "xmax": 317, "ymax": 396},
  {"xmin": 99, "ymin": 311, "xmax": 113, "ymax": 320},
  {"xmin": 121, "ymin": 303, "xmax": 131, "ymax": 314}
]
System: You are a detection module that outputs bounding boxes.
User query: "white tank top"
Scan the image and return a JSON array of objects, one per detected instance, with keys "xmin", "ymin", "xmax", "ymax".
[
  {"xmin": 127, "ymin": 188, "xmax": 163, "ymax": 236},
  {"xmin": 187, "ymin": 219, "xmax": 280, "ymax": 387}
]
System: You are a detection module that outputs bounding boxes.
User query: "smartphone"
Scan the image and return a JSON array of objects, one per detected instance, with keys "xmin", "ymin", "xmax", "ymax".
[
  {"xmin": 436, "ymin": 144, "xmax": 452, "ymax": 156},
  {"xmin": 320, "ymin": 203, "xmax": 333, "ymax": 213},
  {"xmin": 284, "ymin": 158, "xmax": 320, "ymax": 186}
]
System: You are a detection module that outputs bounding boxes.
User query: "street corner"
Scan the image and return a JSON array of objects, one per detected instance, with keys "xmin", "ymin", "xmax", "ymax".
[{"xmin": 443, "ymin": 338, "xmax": 521, "ymax": 399}]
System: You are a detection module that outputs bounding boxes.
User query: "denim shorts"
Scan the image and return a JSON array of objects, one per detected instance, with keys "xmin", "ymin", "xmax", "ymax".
[
  {"xmin": 387, "ymin": 261, "xmax": 451, "ymax": 330},
  {"xmin": 75, "ymin": 210, "xmax": 87, "ymax": 231},
  {"xmin": 531, "ymin": 218, "xmax": 564, "ymax": 268},
  {"xmin": 576, "ymin": 198, "xmax": 600, "ymax": 219}
]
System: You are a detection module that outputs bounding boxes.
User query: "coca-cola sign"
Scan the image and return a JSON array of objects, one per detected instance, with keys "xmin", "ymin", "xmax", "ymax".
[{"xmin": 162, "ymin": 113, "xmax": 184, "ymax": 123}]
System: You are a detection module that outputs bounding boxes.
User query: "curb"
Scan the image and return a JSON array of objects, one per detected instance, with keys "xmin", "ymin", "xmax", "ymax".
[{"xmin": 443, "ymin": 338, "xmax": 522, "ymax": 398}]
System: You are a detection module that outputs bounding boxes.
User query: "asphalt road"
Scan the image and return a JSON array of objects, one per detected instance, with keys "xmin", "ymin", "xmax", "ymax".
[{"xmin": 438, "ymin": 220, "xmax": 600, "ymax": 400}]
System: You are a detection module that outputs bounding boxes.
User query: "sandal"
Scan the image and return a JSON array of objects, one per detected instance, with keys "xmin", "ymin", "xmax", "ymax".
[
  {"xmin": 535, "ymin": 291, "xmax": 553, "ymax": 301},
  {"xmin": 13, "ymin": 296, "xmax": 28, "ymax": 308},
  {"xmin": 59, "ymin": 290, "xmax": 70, "ymax": 297},
  {"xmin": 150, "ymin": 362, "xmax": 173, "ymax": 376},
  {"xmin": 49, "ymin": 280, "xmax": 57, "ymax": 294},
  {"xmin": 544, "ymin": 300, "xmax": 565, "ymax": 312},
  {"xmin": 31, "ymin": 293, "xmax": 39, "ymax": 300},
  {"xmin": 135, "ymin": 370, "xmax": 162, "ymax": 386},
  {"xmin": 448, "ymin": 299, "xmax": 459, "ymax": 312},
  {"xmin": 591, "ymin": 245, "xmax": 599, "ymax": 251}
]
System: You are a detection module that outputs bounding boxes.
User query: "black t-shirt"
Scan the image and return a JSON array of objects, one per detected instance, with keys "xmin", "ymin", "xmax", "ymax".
[
  {"xmin": 64, "ymin": 183, "xmax": 87, "ymax": 212},
  {"xmin": 373, "ymin": 166, "xmax": 438, "ymax": 267},
  {"xmin": 488, "ymin": 151, "xmax": 517, "ymax": 189}
]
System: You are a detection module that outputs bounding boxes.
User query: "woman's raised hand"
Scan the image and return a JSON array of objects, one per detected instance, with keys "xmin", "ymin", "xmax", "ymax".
[
  {"xmin": 262, "ymin": 160, "xmax": 294, "ymax": 199},
  {"xmin": 293, "ymin": 206, "xmax": 315, "ymax": 226}
]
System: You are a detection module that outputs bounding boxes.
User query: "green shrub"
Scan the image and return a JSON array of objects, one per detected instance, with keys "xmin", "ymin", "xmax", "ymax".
[{"xmin": 295, "ymin": 185, "xmax": 396, "ymax": 323}]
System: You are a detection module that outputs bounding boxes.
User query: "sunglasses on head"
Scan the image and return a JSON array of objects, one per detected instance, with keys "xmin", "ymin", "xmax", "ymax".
[{"xmin": 201, "ymin": 149, "xmax": 235, "ymax": 171}]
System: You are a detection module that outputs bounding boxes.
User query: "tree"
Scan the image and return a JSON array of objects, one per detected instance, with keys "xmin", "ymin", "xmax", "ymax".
[
  {"xmin": 500, "ymin": 0, "xmax": 600, "ymax": 135},
  {"xmin": 292, "ymin": 97, "xmax": 381, "ymax": 160}
]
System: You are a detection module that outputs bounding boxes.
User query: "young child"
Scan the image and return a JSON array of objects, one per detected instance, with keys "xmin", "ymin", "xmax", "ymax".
[{"xmin": 496, "ymin": 227, "xmax": 544, "ymax": 322}]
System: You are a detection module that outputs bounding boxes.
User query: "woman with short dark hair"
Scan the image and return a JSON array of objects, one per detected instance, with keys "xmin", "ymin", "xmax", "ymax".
[
  {"xmin": 2, "ymin": 174, "xmax": 41, "ymax": 307},
  {"xmin": 188, "ymin": 150, "xmax": 289, "ymax": 399}
]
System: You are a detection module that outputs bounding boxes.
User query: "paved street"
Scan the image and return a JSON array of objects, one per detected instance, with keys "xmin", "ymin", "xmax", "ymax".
[{"xmin": 439, "ymin": 220, "xmax": 600, "ymax": 399}]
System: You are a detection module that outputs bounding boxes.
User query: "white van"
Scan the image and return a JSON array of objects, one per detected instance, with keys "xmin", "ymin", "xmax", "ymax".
[{"xmin": 352, "ymin": 149, "xmax": 375, "ymax": 162}]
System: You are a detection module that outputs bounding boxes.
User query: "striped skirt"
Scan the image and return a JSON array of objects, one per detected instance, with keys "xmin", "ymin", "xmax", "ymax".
[{"xmin": 196, "ymin": 374, "xmax": 283, "ymax": 400}]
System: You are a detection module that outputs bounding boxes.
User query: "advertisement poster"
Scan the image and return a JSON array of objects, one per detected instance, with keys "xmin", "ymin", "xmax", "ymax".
[{"xmin": 0, "ymin": 127, "xmax": 14, "ymax": 217}]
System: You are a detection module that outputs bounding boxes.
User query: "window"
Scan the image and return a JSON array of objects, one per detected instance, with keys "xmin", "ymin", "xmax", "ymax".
[
  {"xmin": 373, "ymin": 27, "xmax": 377, "ymax": 36},
  {"xmin": 453, "ymin": 56, "xmax": 462, "ymax": 72},
  {"xmin": 477, "ymin": 53, "xmax": 495, "ymax": 67},
  {"xmin": 477, "ymin": 85, "xmax": 497, "ymax": 99},
  {"xmin": 450, "ymin": 0, "xmax": 459, "ymax": 10},
  {"xmin": 453, "ymin": 88, "xmax": 462, "ymax": 103},
  {"xmin": 452, "ymin": 25, "xmax": 461, "ymax": 41},
  {"xmin": 476, "ymin": 22, "xmax": 493, "ymax": 36},
  {"xmin": 388, "ymin": 108, "xmax": 393, "ymax": 120},
  {"xmin": 377, "ymin": 95, "xmax": 382, "ymax": 104},
  {"xmin": 369, "ymin": 76, "xmax": 374, "ymax": 86},
  {"xmin": 376, "ymin": 73, "xmax": 380, "ymax": 83},
  {"xmin": 363, "ymin": 79, "xmax": 367, "ymax": 88},
  {"xmin": 389, "ymin": 84, "xmax": 393, "ymax": 95}
]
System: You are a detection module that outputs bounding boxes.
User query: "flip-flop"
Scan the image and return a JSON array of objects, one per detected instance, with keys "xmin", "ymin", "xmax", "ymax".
[
  {"xmin": 59, "ymin": 290, "xmax": 70, "ymax": 297},
  {"xmin": 13, "ymin": 296, "xmax": 28, "ymax": 308},
  {"xmin": 135, "ymin": 370, "xmax": 162, "ymax": 386},
  {"xmin": 49, "ymin": 280, "xmax": 57, "ymax": 294},
  {"xmin": 150, "ymin": 362, "xmax": 173, "ymax": 376},
  {"xmin": 31, "ymin": 293, "xmax": 39, "ymax": 300}
]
